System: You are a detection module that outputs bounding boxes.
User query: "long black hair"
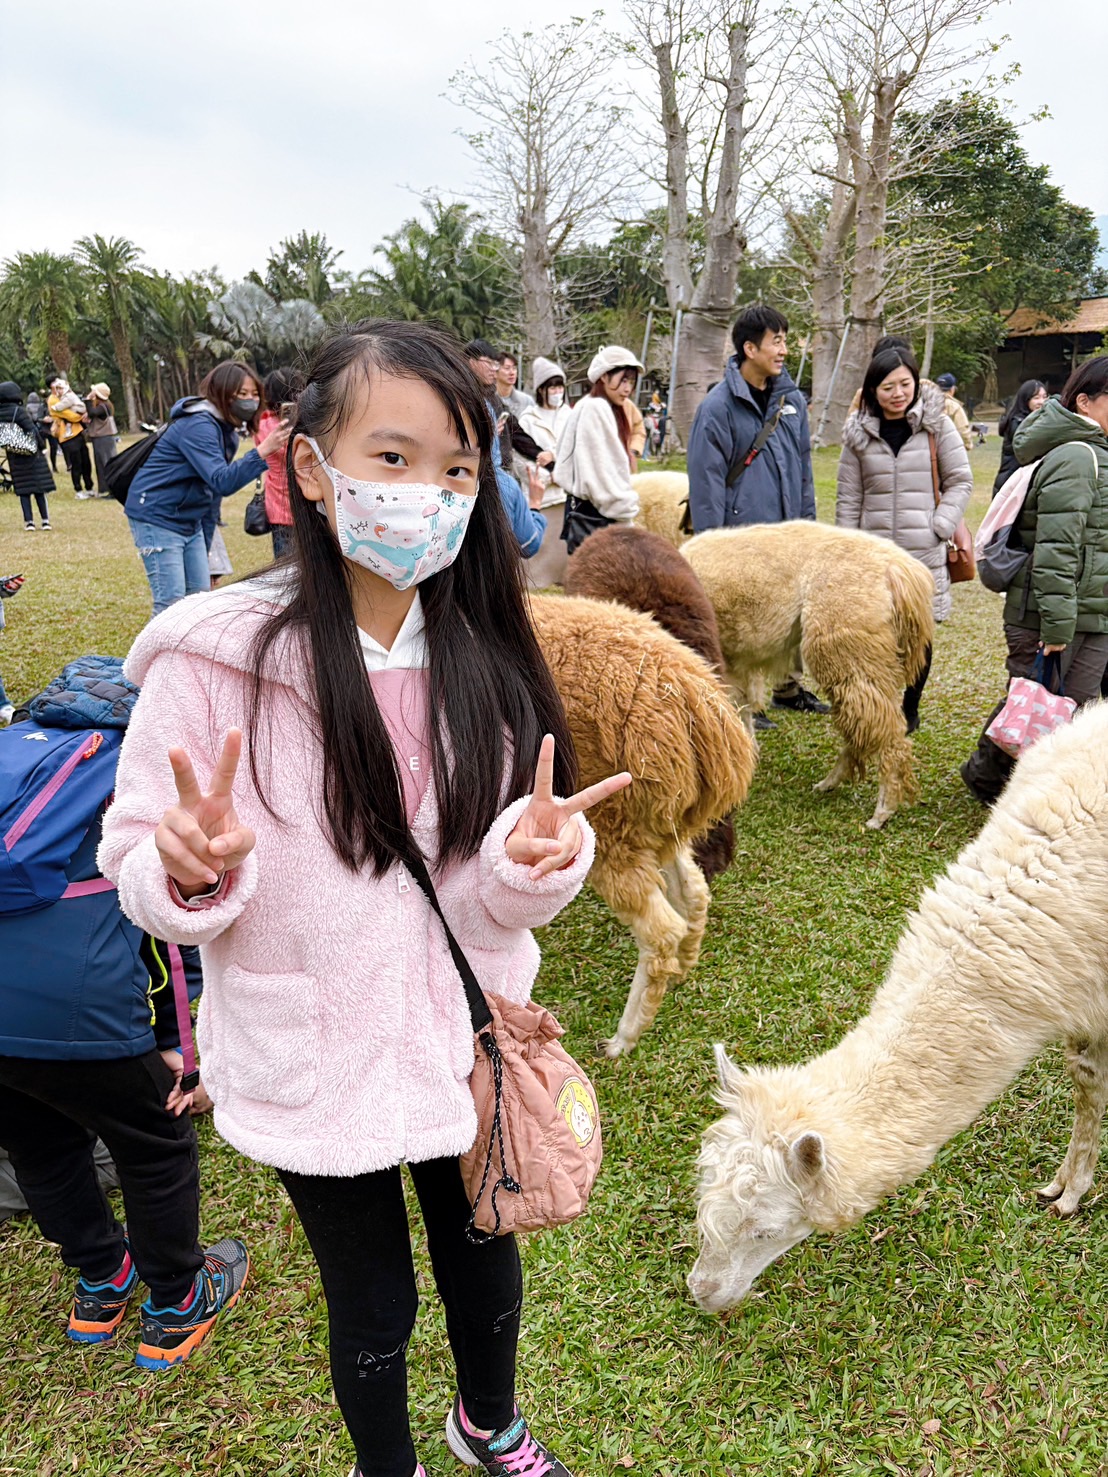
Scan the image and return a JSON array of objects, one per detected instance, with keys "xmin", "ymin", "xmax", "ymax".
[
  {"xmin": 999, "ymin": 379, "xmax": 1046, "ymax": 437},
  {"xmin": 247, "ymin": 318, "xmax": 576, "ymax": 875},
  {"xmin": 861, "ymin": 347, "xmax": 920, "ymax": 419}
]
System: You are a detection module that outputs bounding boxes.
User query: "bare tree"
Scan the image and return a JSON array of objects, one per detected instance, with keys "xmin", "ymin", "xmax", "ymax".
[
  {"xmin": 627, "ymin": 0, "xmax": 799, "ymax": 440},
  {"xmin": 450, "ymin": 18, "xmax": 631, "ymax": 363},
  {"xmin": 795, "ymin": 0, "xmax": 1002, "ymax": 441}
]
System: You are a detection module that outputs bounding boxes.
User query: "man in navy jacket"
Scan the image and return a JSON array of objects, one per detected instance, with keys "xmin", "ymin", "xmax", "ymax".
[{"xmin": 686, "ymin": 303, "xmax": 827, "ymax": 721}]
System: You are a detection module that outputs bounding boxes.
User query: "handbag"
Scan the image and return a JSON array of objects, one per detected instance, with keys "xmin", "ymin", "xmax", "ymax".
[
  {"xmin": 243, "ymin": 487, "xmax": 272, "ymax": 537},
  {"xmin": 560, "ymin": 494, "xmax": 613, "ymax": 554},
  {"xmin": 928, "ymin": 432, "xmax": 975, "ymax": 583},
  {"xmin": 405, "ymin": 852, "xmax": 603, "ymax": 1242},
  {"xmin": 986, "ymin": 649, "xmax": 1076, "ymax": 758},
  {"xmin": 0, "ymin": 419, "xmax": 38, "ymax": 457}
]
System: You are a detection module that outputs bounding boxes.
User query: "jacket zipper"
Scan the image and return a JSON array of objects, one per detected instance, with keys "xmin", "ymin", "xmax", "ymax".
[{"xmin": 4, "ymin": 732, "xmax": 104, "ymax": 851}]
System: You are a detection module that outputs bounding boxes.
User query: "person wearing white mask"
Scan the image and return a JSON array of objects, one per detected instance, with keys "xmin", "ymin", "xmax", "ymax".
[
  {"xmin": 555, "ymin": 345, "xmax": 642, "ymax": 555},
  {"xmin": 518, "ymin": 358, "xmax": 573, "ymax": 585}
]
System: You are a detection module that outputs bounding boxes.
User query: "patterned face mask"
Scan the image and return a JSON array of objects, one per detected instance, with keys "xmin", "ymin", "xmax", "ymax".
[{"xmin": 306, "ymin": 438, "xmax": 476, "ymax": 590}]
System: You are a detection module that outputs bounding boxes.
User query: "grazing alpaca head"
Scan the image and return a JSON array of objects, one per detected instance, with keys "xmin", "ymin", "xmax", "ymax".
[{"xmin": 688, "ymin": 1046, "xmax": 829, "ymax": 1312}]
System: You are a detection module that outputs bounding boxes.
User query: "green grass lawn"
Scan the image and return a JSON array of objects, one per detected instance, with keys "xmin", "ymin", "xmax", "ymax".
[{"xmin": 2, "ymin": 446, "xmax": 1106, "ymax": 1476}]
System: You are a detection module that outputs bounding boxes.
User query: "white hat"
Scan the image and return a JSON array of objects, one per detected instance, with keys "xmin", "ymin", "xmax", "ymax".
[
  {"xmin": 587, "ymin": 345, "xmax": 644, "ymax": 384},
  {"xmin": 532, "ymin": 356, "xmax": 565, "ymax": 391}
]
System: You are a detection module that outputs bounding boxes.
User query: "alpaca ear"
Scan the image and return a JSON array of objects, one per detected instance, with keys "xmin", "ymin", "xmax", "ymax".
[
  {"xmin": 713, "ymin": 1043, "xmax": 743, "ymax": 1092},
  {"xmin": 788, "ymin": 1131, "xmax": 825, "ymax": 1183}
]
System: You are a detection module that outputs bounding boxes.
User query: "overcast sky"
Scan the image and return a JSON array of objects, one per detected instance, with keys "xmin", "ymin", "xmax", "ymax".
[{"xmin": 0, "ymin": 0, "xmax": 1103, "ymax": 282}]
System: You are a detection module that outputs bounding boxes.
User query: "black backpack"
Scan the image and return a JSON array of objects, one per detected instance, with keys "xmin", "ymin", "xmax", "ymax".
[{"xmin": 103, "ymin": 425, "xmax": 165, "ymax": 505}]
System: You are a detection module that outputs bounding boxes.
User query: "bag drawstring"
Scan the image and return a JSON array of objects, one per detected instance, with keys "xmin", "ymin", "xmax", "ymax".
[{"xmin": 465, "ymin": 1029, "xmax": 521, "ymax": 1245}]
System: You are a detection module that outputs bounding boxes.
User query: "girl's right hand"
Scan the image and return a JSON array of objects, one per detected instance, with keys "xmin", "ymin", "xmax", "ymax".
[
  {"xmin": 155, "ymin": 729, "xmax": 256, "ymax": 898},
  {"xmin": 257, "ymin": 420, "xmax": 292, "ymax": 460}
]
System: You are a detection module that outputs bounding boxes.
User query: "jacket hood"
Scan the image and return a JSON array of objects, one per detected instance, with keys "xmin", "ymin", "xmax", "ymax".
[
  {"xmin": 169, "ymin": 395, "xmax": 221, "ymax": 421},
  {"xmin": 0, "ymin": 380, "xmax": 23, "ymax": 403},
  {"xmin": 124, "ymin": 575, "xmax": 309, "ymax": 698},
  {"xmin": 722, "ymin": 357, "xmax": 800, "ymax": 405},
  {"xmin": 841, "ymin": 381, "xmax": 946, "ymax": 453},
  {"xmin": 1013, "ymin": 397, "xmax": 1108, "ymax": 465}
]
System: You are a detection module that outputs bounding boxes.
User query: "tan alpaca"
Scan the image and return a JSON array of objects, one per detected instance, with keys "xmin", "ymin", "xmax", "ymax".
[
  {"xmin": 689, "ymin": 701, "xmax": 1108, "ymax": 1312},
  {"xmin": 531, "ymin": 595, "xmax": 756, "ymax": 1056},
  {"xmin": 632, "ymin": 471, "xmax": 692, "ymax": 547},
  {"xmin": 683, "ymin": 522, "xmax": 935, "ymax": 829}
]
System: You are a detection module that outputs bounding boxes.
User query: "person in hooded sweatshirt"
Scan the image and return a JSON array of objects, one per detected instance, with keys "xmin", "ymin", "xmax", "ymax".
[
  {"xmin": 686, "ymin": 303, "xmax": 828, "ymax": 723},
  {"xmin": 960, "ymin": 357, "xmax": 1108, "ymax": 804},
  {"xmin": 125, "ymin": 363, "xmax": 290, "ymax": 615}
]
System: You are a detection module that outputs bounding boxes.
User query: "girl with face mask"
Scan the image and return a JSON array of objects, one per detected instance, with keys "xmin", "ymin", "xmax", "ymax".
[
  {"xmin": 99, "ymin": 320, "xmax": 630, "ymax": 1477},
  {"xmin": 517, "ymin": 357, "xmax": 573, "ymax": 585},
  {"xmin": 125, "ymin": 360, "xmax": 291, "ymax": 614}
]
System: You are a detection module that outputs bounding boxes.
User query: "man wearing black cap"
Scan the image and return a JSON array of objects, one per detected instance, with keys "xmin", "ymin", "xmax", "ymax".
[{"xmin": 934, "ymin": 373, "xmax": 973, "ymax": 453}]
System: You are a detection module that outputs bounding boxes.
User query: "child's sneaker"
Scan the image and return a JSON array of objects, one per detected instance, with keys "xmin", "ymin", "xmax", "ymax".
[
  {"xmin": 23, "ymin": 521, "xmax": 35, "ymax": 532},
  {"xmin": 40, "ymin": 520, "xmax": 52, "ymax": 530},
  {"xmin": 134, "ymin": 1238, "xmax": 248, "ymax": 1370},
  {"xmin": 446, "ymin": 1397, "xmax": 573, "ymax": 1475},
  {"xmin": 67, "ymin": 1246, "xmax": 137, "ymax": 1344},
  {"xmin": 349, "ymin": 1468, "xmax": 427, "ymax": 1476}
]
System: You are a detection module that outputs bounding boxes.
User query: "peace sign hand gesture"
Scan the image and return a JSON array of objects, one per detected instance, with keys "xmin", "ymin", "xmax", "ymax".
[
  {"xmin": 505, "ymin": 734, "xmax": 631, "ymax": 881},
  {"xmin": 155, "ymin": 729, "xmax": 256, "ymax": 900}
]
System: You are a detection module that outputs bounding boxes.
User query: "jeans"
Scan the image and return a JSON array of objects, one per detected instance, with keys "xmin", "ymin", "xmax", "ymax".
[
  {"xmin": 962, "ymin": 624, "xmax": 1108, "ymax": 801},
  {"xmin": 128, "ymin": 518, "xmax": 211, "ymax": 615},
  {"xmin": 18, "ymin": 492, "xmax": 48, "ymax": 524},
  {"xmin": 61, "ymin": 434, "xmax": 94, "ymax": 491},
  {"xmin": 271, "ymin": 522, "xmax": 294, "ymax": 559},
  {"xmin": 90, "ymin": 435, "xmax": 119, "ymax": 493},
  {"xmin": 0, "ymin": 1052, "xmax": 203, "ymax": 1305},
  {"xmin": 279, "ymin": 1156, "xmax": 522, "ymax": 1477}
]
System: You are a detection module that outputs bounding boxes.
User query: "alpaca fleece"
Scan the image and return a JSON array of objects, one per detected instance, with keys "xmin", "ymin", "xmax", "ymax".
[
  {"xmin": 564, "ymin": 523, "xmax": 734, "ymax": 879},
  {"xmin": 97, "ymin": 584, "xmax": 594, "ymax": 1177},
  {"xmin": 684, "ymin": 521, "xmax": 935, "ymax": 829},
  {"xmin": 692, "ymin": 700, "xmax": 1108, "ymax": 1310},
  {"xmin": 532, "ymin": 594, "xmax": 755, "ymax": 1053},
  {"xmin": 632, "ymin": 470, "xmax": 691, "ymax": 547}
]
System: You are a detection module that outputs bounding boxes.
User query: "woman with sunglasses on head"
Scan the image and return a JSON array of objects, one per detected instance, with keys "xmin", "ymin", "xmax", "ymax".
[{"xmin": 555, "ymin": 346, "xmax": 642, "ymax": 555}]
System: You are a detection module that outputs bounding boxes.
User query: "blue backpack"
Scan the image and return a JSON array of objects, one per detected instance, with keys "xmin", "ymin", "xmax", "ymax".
[{"xmin": 0, "ymin": 662, "xmax": 197, "ymax": 1077}]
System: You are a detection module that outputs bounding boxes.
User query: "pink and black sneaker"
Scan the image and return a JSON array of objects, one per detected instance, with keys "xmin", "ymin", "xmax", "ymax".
[
  {"xmin": 67, "ymin": 1245, "xmax": 138, "ymax": 1344},
  {"xmin": 446, "ymin": 1396, "xmax": 573, "ymax": 1476}
]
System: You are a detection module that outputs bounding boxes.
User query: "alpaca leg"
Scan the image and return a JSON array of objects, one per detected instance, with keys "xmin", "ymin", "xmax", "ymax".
[
  {"xmin": 866, "ymin": 736, "xmax": 917, "ymax": 830},
  {"xmin": 602, "ymin": 884, "xmax": 689, "ymax": 1058},
  {"xmin": 664, "ymin": 845, "xmax": 711, "ymax": 976},
  {"xmin": 813, "ymin": 747, "xmax": 860, "ymax": 795},
  {"xmin": 813, "ymin": 673, "xmax": 911, "ymax": 827},
  {"xmin": 1037, "ymin": 1035, "xmax": 1108, "ymax": 1216}
]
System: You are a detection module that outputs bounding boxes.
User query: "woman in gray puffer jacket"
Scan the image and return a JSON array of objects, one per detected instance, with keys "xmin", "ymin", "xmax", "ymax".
[{"xmin": 836, "ymin": 346, "xmax": 972, "ymax": 730}]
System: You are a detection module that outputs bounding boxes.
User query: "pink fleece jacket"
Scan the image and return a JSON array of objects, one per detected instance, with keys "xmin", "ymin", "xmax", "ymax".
[{"xmin": 97, "ymin": 583, "xmax": 594, "ymax": 1177}]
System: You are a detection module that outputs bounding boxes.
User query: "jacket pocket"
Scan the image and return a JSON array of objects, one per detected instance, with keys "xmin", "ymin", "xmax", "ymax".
[{"xmin": 218, "ymin": 966, "xmax": 320, "ymax": 1109}]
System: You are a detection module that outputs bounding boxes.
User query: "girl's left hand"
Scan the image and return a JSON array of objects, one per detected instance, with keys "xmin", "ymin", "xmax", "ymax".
[
  {"xmin": 505, "ymin": 734, "xmax": 631, "ymax": 880},
  {"xmin": 159, "ymin": 1048, "xmax": 196, "ymax": 1118}
]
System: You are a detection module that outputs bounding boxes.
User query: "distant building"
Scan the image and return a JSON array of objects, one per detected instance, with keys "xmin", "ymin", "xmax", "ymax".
[{"xmin": 997, "ymin": 297, "xmax": 1108, "ymax": 400}]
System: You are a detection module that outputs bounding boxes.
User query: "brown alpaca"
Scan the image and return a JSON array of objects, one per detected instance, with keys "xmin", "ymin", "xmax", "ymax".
[
  {"xmin": 532, "ymin": 595, "xmax": 756, "ymax": 1055},
  {"xmin": 564, "ymin": 524, "xmax": 735, "ymax": 880},
  {"xmin": 684, "ymin": 523, "xmax": 935, "ymax": 829}
]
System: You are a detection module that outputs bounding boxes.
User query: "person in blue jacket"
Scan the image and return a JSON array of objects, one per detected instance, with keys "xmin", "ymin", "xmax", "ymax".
[
  {"xmin": 126, "ymin": 362, "xmax": 291, "ymax": 614},
  {"xmin": 464, "ymin": 339, "xmax": 546, "ymax": 558},
  {"xmin": 686, "ymin": 303, "xmax": 827, "ymax": 724}
]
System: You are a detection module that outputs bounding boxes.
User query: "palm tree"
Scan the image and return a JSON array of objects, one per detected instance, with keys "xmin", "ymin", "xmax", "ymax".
[
  {"xmin": 0, "ymin": 250, "xmax": 85, "ymax": 374},
  {"xmin": 74, "ymin": 234, "xmax": 146, "ymax": 431}
]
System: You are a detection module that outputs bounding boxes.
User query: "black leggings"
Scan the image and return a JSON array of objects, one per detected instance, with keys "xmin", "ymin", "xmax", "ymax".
[
  {"xmin": 279, "ymin": 1156, "xmax": 522, "ymax": 1477},
  {"xmin": 902, "ymin": 644, "xmax": 933, "ymax": 727},
  {"xmin": 18, "ymin": 492, "xmax": 48, "ymax": 523}
]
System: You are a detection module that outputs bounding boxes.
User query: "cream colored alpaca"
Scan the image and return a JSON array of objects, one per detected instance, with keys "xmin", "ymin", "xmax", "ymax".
[
  {"xmin": 688, "ymin": 702, "xmax": 1108, "ymax": 1312},
  {"xmin": 684, "ymin": 522, "xmax": 935, "ymax": 829},
  {"xmin": 632, "ymin": 471, "xmax": 691, "ymax": 547},
  {"xmin": 532, "ymin": 595, "xmax": 756, "ymax": 1055}
]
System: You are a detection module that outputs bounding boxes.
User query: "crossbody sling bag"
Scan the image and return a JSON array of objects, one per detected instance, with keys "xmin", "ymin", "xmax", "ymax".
[
  {"xmin": 680, "ymin": 399, "xmax": 789, "ymax": 535},
  {"xmin": 404, "ymin": 850, "xmax": 603, "ymax": 1243}
]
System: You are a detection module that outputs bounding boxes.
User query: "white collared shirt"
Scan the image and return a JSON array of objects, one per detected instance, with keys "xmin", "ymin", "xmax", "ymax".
[{"xmin": 358, "ymin": 593, "xmax": 428, "ymax": 673}]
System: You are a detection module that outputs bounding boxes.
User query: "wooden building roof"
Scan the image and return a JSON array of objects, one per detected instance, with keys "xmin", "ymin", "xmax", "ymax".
[{"xmin": 1005, "ymin": 297, "xmax": 1108, "ymax": 338}]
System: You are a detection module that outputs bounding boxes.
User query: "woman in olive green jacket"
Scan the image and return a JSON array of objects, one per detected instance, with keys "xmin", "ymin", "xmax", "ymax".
[{"xmin": 961, "ymin": 356, "xmax": 1108, "ymax": 803}]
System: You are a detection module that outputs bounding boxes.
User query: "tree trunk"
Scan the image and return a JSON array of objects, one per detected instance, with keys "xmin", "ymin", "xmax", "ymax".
[
  {"xmin": 110, "ymin": 319, "xmax": 141, "ymax": 432},
  {"xmin": 46, "ymin": 330, "xmax": 72, "ymax": 374},
  {"xmin": 670, "ymin": 17, "xmax": 749, "ymax": 443},
  {"xmin": 807, "ymin": 133, "xmax": 857, "ymax": 430},
  {"xmin": 920, "ymin": 279, "xmax": 936, "ymax": 379},
  {"xmin": 654, "ymin": 37, "xmax": 694, "ymax": 315},
  {"xmin": 519, "ymin": 198, "xmax": 556, "ymax": 362}
]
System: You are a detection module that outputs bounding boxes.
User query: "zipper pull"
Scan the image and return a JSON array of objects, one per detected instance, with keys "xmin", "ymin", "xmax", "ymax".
[{"xmin": 397, "ymin": 864, "xmax": 411, "ymax": 895}]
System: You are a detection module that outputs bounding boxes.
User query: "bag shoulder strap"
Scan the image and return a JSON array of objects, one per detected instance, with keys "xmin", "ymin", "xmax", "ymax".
[
  {"xmin": 404, "ymin": 853, "xmax": 493, "ymax": 1034},
  {"xmin": 726, "ymin": 398, "xmax": 788, "ymax": 489}
]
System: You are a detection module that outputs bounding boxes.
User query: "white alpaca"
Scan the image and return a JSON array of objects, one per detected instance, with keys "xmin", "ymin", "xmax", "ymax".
[{"xmin": 689, "ymin": 701, "xmax": 1108, "ymax": 1312}]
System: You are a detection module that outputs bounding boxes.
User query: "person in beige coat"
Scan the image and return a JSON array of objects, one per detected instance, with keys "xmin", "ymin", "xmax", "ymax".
[{"xmin": 836, "ymin": 345, "xmax": 972, "ymax": 731}]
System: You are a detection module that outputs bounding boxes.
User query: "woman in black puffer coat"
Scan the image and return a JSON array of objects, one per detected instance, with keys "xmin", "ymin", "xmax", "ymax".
[{"xmin": 0, "ymin": 381, "xmax": 54, "ymax": 530}]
